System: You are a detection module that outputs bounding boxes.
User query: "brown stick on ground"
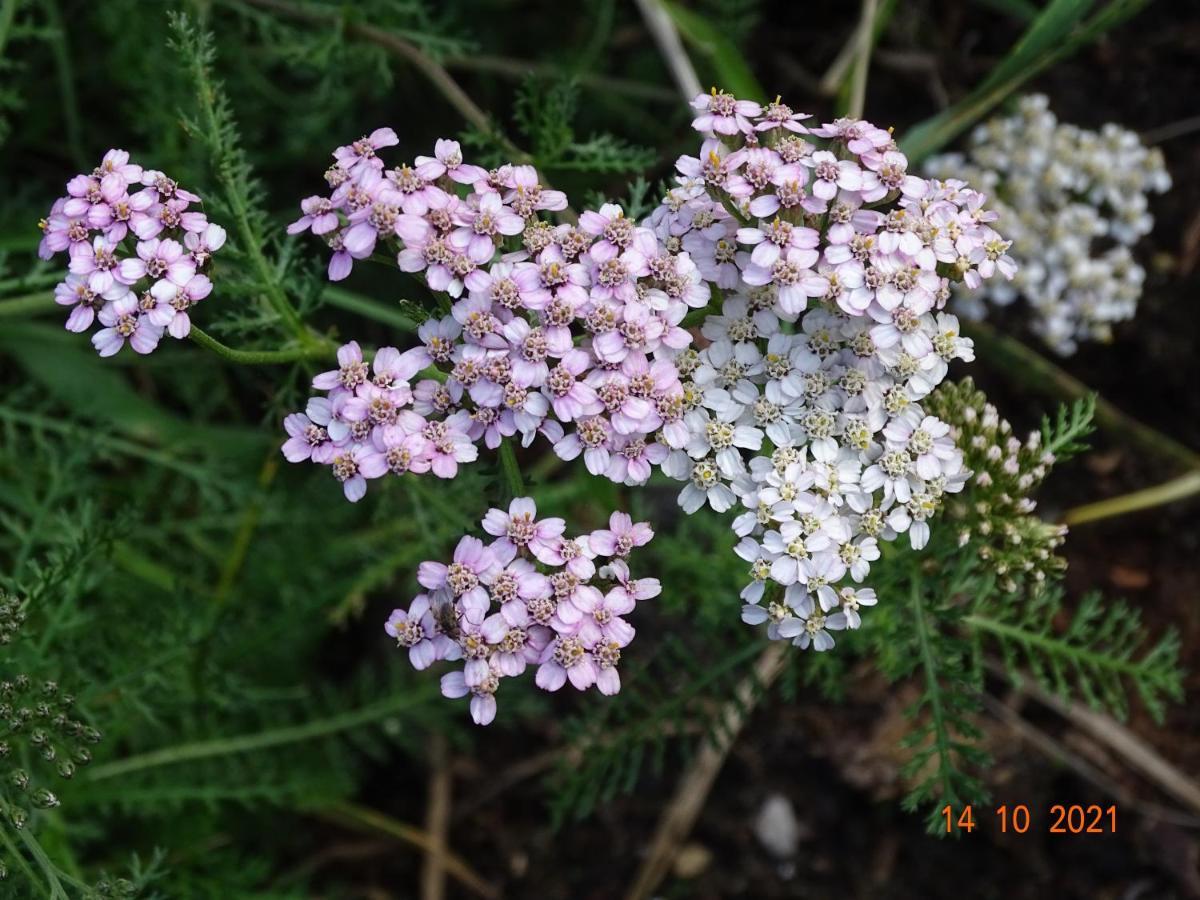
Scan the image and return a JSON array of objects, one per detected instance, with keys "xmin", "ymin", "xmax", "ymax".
[
  {"xmin": 422, "ymin": 734, "xmax": 453, "ymax": 900},
  {"xmin": 981, "ymin": 693, "xmax": 1200, "ymax": 828},
  {"xmin": 624, "ymin": 641, "xmax": 791, "ymax": 900},
  {"xmin": 318, "ymin": 802, "xmax": 499, "ymax": 900},
  {"xmin": 1026, "ymin": 685, "xmax": 1200, "ymax": 815}
]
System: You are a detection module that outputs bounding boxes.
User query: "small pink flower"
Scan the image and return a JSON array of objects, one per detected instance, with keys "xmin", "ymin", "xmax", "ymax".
[
  {"xmin": 804, "ymin": 150, "xmax": 864, "ymax": 201},
  {"xmin": 589, "ymin": 512, "xmax": 654, "ymax": 558},
  {"xmin": 119, "ymin": 238, "xmax": 195, "ymax": 286},
  {"xmin": 386, "ymin": 595, "xmax": 459, "ymax": 670},
  {"xmin": 91, "ymin": 292, "xmax": 163, "ymax": 357},
  {"xmin": 68, "ymin": 235, "xmax": 126, "ymax": 293},
  {"xmin": 482, "ymin": 497, "xmax": 565, "ymax": 564},
  {"xmin": 147, "ymin": 273, "xmax": 212, "ymax": 339},
  {"xmin": 450, "ymin": 192, "xmax": 524, "ymax": 264},
  {"xmin": 535, "ymin": 635, "xmax": 597, "ymax": 692},
  {"xmin": 440, "ymin": 668, "xmax": 499, "ymax": 726},
  {"xmin": 333, "ymin": 127, "xmax": 399, "ymax": 176},
  {"xmin": 690, "ymin": 90, "xmax": 762, "ymax": 135},
  {"xmin": 415, "ymin": 139, "xmax": 487, "ymax": 185},
  {"xmin": 423, "ymin": 414, "xmax": 479, "ymax": 478},
  {"xmin": 288, "ymin": 196, "xmax": 340, "ymax": 235},
  {"xmin": 54, "ymin": 275, "xmax": 107, "ymax": 333}
]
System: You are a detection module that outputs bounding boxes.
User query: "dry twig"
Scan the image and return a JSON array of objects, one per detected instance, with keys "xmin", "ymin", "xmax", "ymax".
[
  {"xmin": 422, "ymin": 734, "xmax": 453, "ymax": 900},
  {"xmin": 318, "ymin": 802, "xmax": 500, "ymax": 900},
  {"xmin": 623, "ymin": 642, "xmax": 790, "ymax": 900}
]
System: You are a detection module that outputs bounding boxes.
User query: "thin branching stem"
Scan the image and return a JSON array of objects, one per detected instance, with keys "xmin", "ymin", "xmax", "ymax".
[
  {"xmin": 497, "ymin": 441, "xmax": 526, "ymax": 499},
  {"xmin": 909, "ymin": 576, "xmax": 959, "ymax": 810},
  {"xmin": 235, "ymin": 0, "xmax": 526, "ymax": 161},
  {"xmin": 320, "ymin": 802, "xmax": 500, "ymax": 899},
  {"xmin": 189, "ymin": 325, "xmax": 334, "ymax": 364},
  {"xmin": 1062, "ymin": 470, "xmax": 1200, "ymax": 527},
  {"xmin": 445, "ymin": 54, "xmax": 677, "ymax": 103},
  {"xmin": 175, "ymin": 15, "xmax": 315, "ymax": 346},
  {"xmin": 84, "ymin": 691, "xmax": 432, "ymax": 782},
  {"xmin": 0, "ymin": 815, "xmax": 42, "ymax": 892},
  {"xmin": 323, "ymin": 286, "xmax": 418, "ymax": 331}
]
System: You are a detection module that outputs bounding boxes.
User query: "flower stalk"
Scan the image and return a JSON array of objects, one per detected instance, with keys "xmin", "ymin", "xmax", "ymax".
[
  {"xmin": 1062, "ymin": 470, "xmax": 1200, "ymax": 527},
  {"xmin": 189, "ymin": 325, "xmax": 335, "ymax": 365}
]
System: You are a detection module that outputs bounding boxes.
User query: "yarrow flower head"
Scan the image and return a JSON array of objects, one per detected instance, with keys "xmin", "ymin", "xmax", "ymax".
[
  {"xmin": 386, "ymin": 499, "xmax": 658, "ymax": 724},
  {"xmin": 643, "ymin": 90, "xmax": 1013, "ymax": 649},
  {"xmin": 37, "ymin": 150, "xmax": 226, "ymax": 356},
  {"xmin": 924, "ymin": 94, "xmax": 1170, "ymax": 355},
  {"xmin": 282, "ymin": 132, "xmax": 699, "ymax": 498}
]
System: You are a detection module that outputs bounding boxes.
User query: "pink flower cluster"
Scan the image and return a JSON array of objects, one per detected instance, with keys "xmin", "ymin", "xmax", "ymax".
[
  {"xmin": 385, "ymin": 499, "xmax": 659, "ymax": 725},
  {"xmin": 37, "ymin": 150, "xmax": 226, "ymax": 356},
  {"xmin": 648, "ymin": 92, "xmax": 1016, "ymax": 323},
  {"xmin": 284, "ymin": 132, "xmax": 705, "ymax": 498}
]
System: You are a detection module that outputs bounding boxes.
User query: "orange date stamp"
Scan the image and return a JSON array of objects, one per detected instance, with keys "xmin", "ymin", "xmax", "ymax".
[{"xmin": 942, "ymin": 804, "xmax": 1118, "ymax": 834}]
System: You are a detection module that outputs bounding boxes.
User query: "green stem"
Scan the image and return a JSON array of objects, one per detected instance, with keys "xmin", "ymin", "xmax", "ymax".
[
  {"xmin": 44, "ymin": 0, "xmax": 87, "ymax": 171},
  {"xmin": 0, "ymin": 292, "xmax": 52, "ymax": 318},
  {"xmin": 323, "ymin": 286, "xmax": 418, "ymax": 331},
  {"xmin": 445, "ymin": 54, "xmax": 676, "ymax": 103},
  {"xmin": 909, "ymin": 576, "xmax": 959, "ymax": 808},
  {"xmin": 1061, "ymin": 470, "xmax": 1200, "ymax": 527},
  {"xmin": 844, "ymin": 0, "xmax": 879, "ymax": 119},
  {"xmin": 0, "ymin": 817, "xmax": 41, "ymax": 893},
  {"xmin": 213, "ymin": 453, "xmax": 279, "ymax": 604},
  {"xmin": 965, "ymin": 319, "xmax": 1200, "ymax": 473},
  {"xmin": 83, "ymin": 690, "xmax": 430, "ymax": 782},
  {"xmin": 183, "ymin": 32, "xmax": 313, "ymax": 345},
  {"xmin": 15, "ymin": 826, "xmax": 77, "ymax": 898},
  {"xmin": 188, "ymin": 325, "xmax": 334, "ymax": 365},
  {"xmin": 497, "ymin": 441, "xmax": 526, "ymax": 499},
  {"xmin": 318, "ymin": 803, "xmax": 500, "ymax": 899},
  {"xmin": 819, "ymin": 0, "xmax": 894, "ymax": 96}
]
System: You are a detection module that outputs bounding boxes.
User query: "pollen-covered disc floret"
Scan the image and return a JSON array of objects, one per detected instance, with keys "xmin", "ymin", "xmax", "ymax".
[
  {"xmin": 385, "ymin": 499, "xmax": 658, "ymax": 725},
  {"xmin": 37, "ymin": 150, "xmax": 226, "ymax": 357},
  {"xmin": 284, "ymin": 132, "xmax": 699, "ymax": 498},
  {"xmin": 644, "ymin": 91, "xmax": 1014, "ymax": 650},
  {"xmin": 924, "ymin": 95, "xmax": 1170, "ymax": 355}
]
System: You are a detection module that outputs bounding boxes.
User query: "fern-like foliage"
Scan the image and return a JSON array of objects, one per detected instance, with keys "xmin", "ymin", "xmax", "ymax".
[
  {"xmin": 478, "ymin": 76, "xmax": 657, "ymax": 174},
  {"xmin": 871, "ymin": 562, "xmax": 990, "ymax": 834},
  {"xmin": 1040, "ymin": 393, "xmax": 1097, "ymax": 460},
  {"xmin": 167, "ymin": 12, "xmax": 309, "ymax": 343},
  {"xmin": 966, "ymin": 586, "xmax": 1183, "ymax": 722},
  {"xmin": 547, "ymin": 636, "xmax": 768, "ymax": 826}
]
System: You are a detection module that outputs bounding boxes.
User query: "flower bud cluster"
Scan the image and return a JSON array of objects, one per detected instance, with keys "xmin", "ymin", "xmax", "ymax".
[
  {"xmin": 37, "ymin": 150, "xmax": 226, "ymax": 356},
  {"xmin": 925, "ymin": 378, "xmax": 1068, "ymax": 592},
  {"xmin": 0, "ymin": 593, "xmax": 25, "ymax": 646},
  {"xmin": 643, "ymin": 91, "xmax": 1013, "ymax": 648},
  {"xmin": 924, "ymin": 95, "xmax": 1170, "ymax": 355},
  {"xmin": 385, "ymin": 499, "xmax": 658, "ymax": 725},
  {"xmin": 1, "ymin": 676, "xmax": 101, "ymax": 827}
]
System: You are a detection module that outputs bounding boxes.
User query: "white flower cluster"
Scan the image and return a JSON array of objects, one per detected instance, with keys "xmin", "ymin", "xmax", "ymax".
[
  {"xmin": 925, "ymin": 94, "xmax": 1170, "ymax": 355},
  {"xmin": 644, "ymin": 92, "xmax": 1013, "ymax": 650}
]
